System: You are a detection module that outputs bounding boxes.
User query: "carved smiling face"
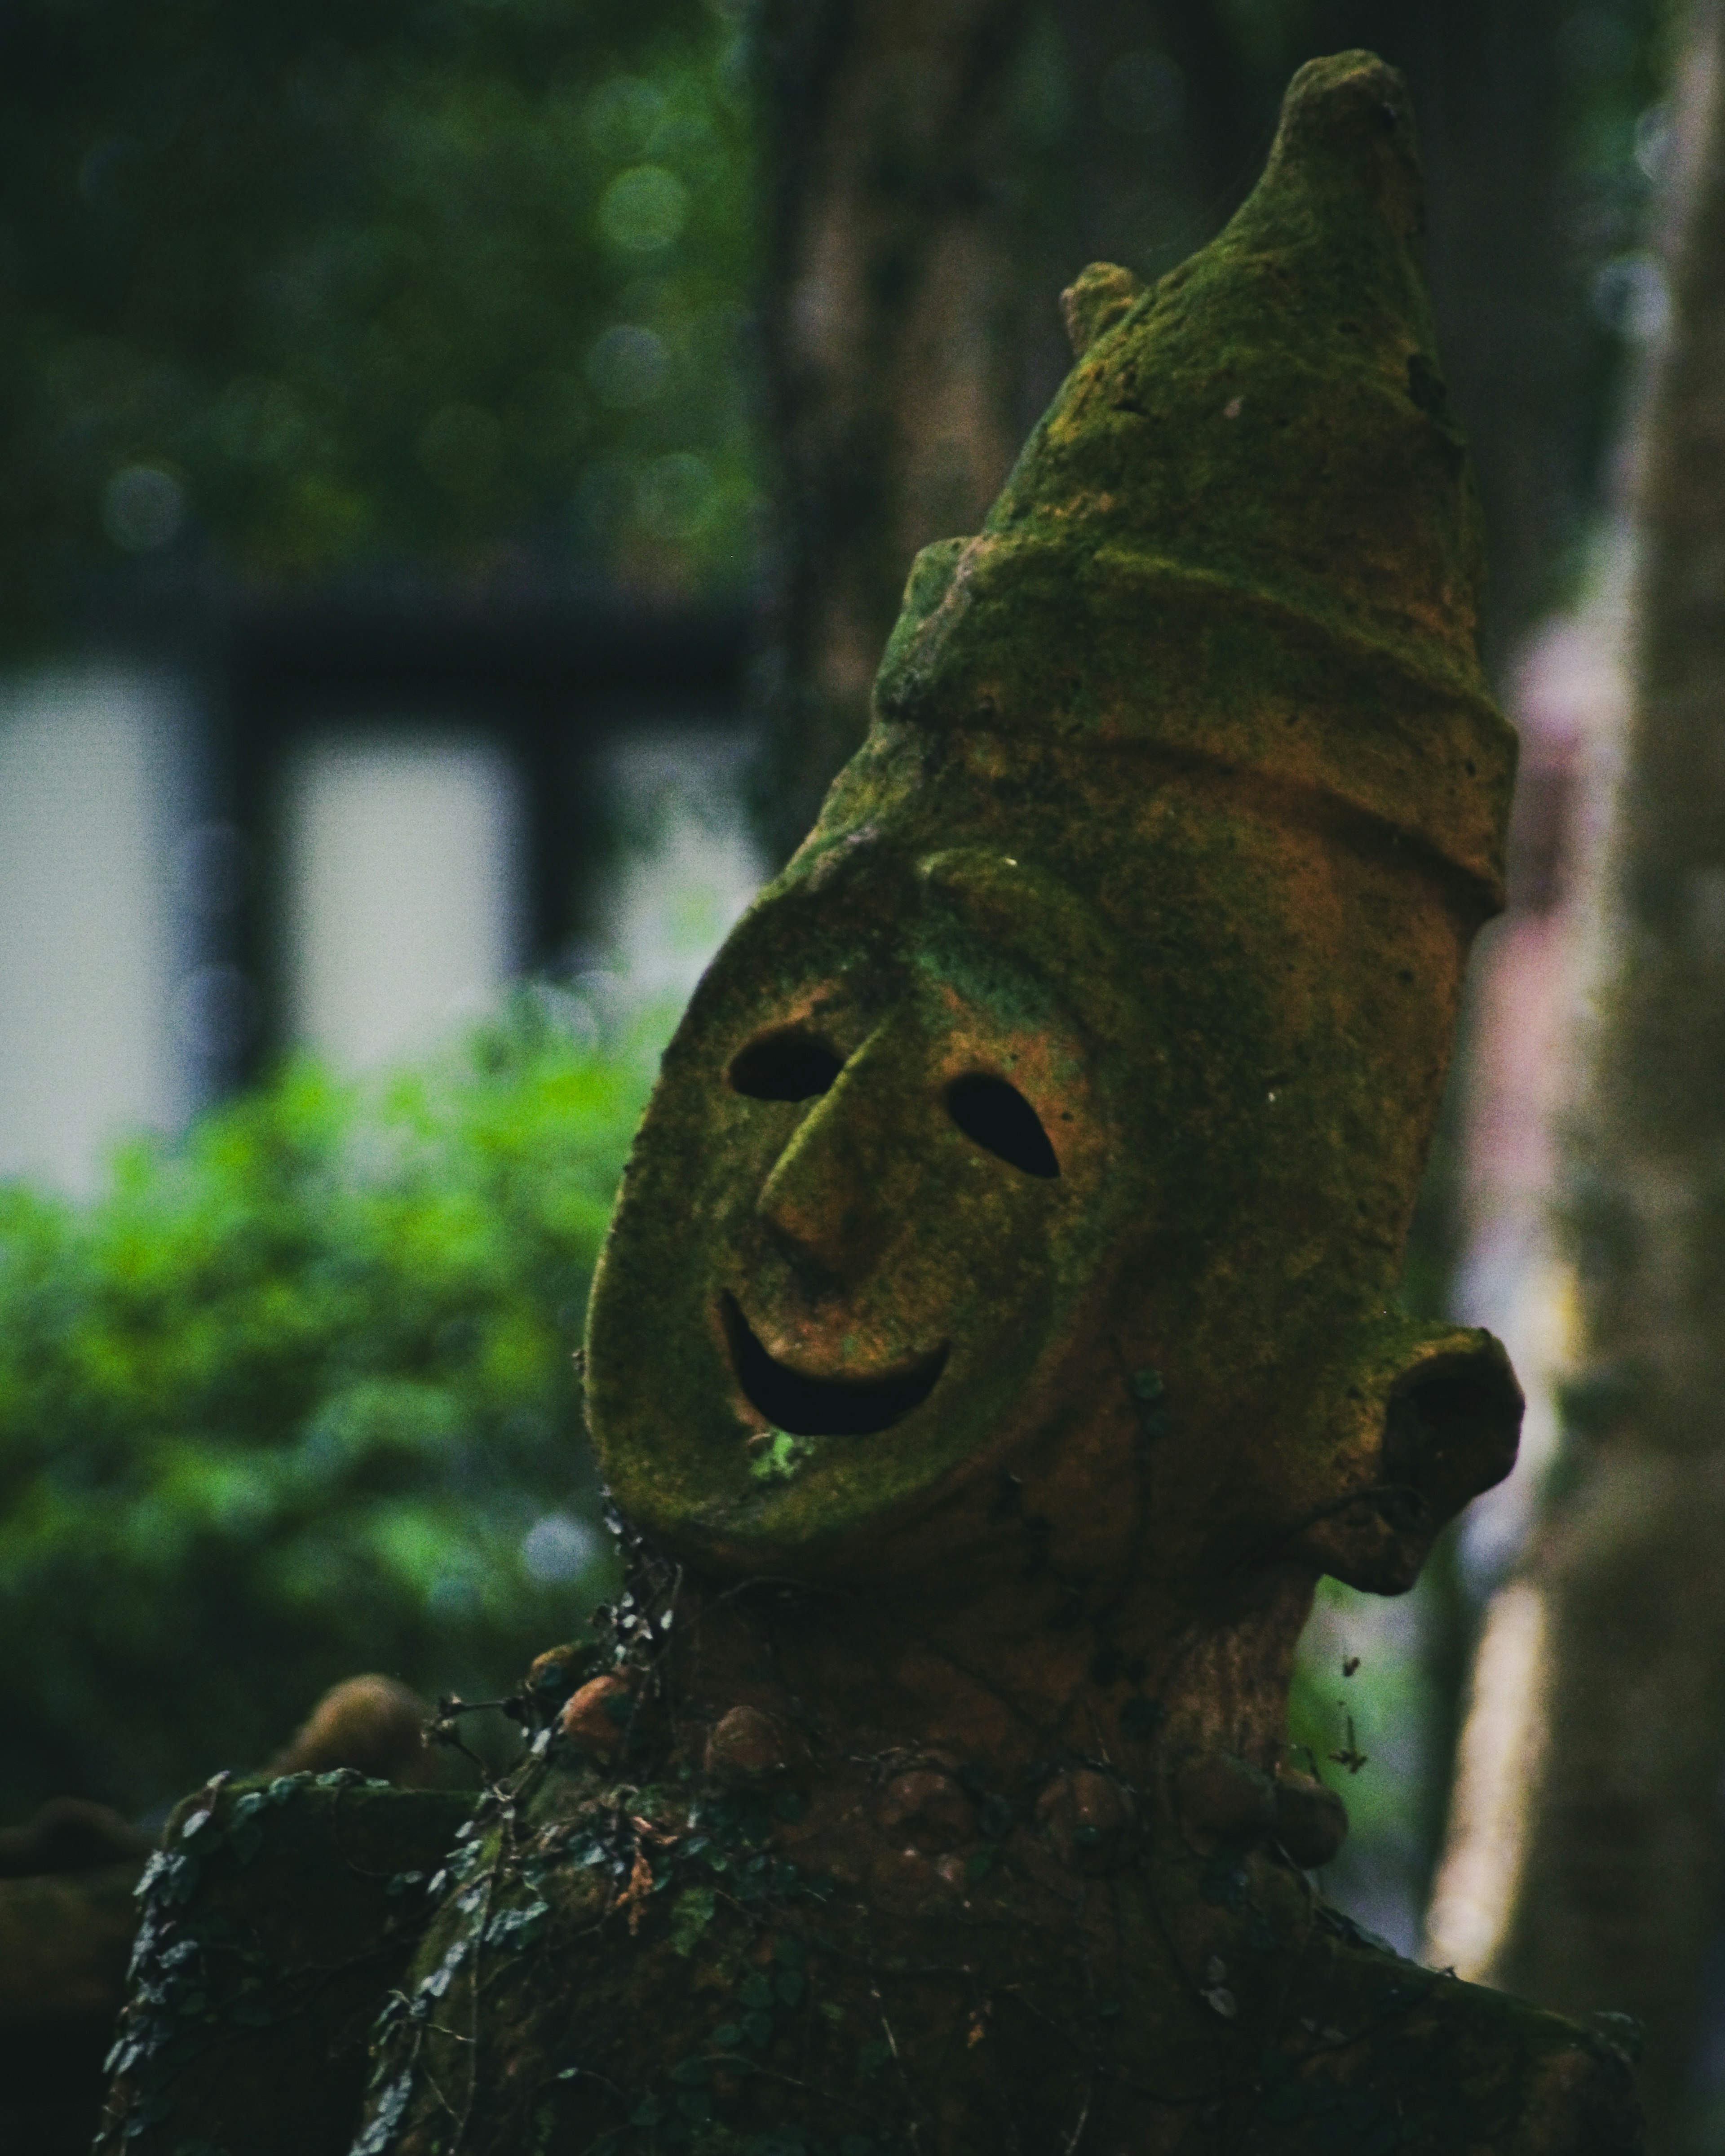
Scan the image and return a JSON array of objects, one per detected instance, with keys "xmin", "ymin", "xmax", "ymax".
[
  {"xmin": 584, "ymin": 845, "xmax": 1145, "ymax": 1572},
  {"xmin": 586, "ymin": 756, "xmax": 1523, "ymax": 1602}
]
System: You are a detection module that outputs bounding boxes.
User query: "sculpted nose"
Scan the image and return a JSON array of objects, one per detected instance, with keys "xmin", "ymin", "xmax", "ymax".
[{"xmin": 756, "ymin": 1077, "xmax": 899, "ymax": 1284}]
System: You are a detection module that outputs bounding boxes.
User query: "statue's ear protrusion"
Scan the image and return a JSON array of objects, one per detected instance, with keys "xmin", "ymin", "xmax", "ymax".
[
  {"xmin": 1382, "ymin": 1333, "xmax": 1523, "ymax": 1533},
  {"xmin": 1296, "ymin": 1323, "xmax": 1522, "ymax": 1594}
]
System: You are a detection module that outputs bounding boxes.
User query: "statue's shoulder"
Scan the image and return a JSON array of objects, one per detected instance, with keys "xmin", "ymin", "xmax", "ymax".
[
  {"xmin": 97, "ymin": 1769, "xmax": 476, "ymax": 2156},
  {"xmin": 1270, "ymin": 1902, "xmax": 1644, "ymax": 2156}
]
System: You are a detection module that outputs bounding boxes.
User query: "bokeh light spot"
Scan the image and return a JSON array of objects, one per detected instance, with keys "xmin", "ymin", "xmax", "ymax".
[
  {"xmin": 585, "ymin": 75, "xmax": 666, "ymax": 160},
  {"xmin": 522, "ymin": 1511, "xmax": 598, "ymax": 1584},
  {"xmin": 215, "ymin": 376, "xmax": 311, "ymax": 469},
  {"xmin": 102, "ymin": 464, "xmax": 186, "ymax": 551},
  {"xmin": 599, "ymin": 165, "xmax": 688, "ymax": 254},
  {"xmin": 586, "ymin": 323, "xmax": 670, "ymax": 407},
  {"xmin": 637, "ymin": 452, "xmax": 716, "ymax": 540},
  {"xmin": 1592, "ymin": 252, "xmax": 1670, "ymax": 342}
]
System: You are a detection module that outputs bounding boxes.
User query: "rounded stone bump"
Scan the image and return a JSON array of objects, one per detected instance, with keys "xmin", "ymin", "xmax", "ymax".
[
  {"xmin": 870, "ymin": 1845, "xmax": 959, "ymax": 1914},
  {"xmin": 1272, "ymin": 1770, "xmax": 1349, "ymax": 1868},
  {"xmin": 875, "ymin": 1768, "xmax": 976, "ymax": 1852},
  {"xmin": 1174, "ymin": 1752, "xmax": 1278, "ymax": 1847},
  {"xmin": 704, "ymin": 1704, "xmax": 797, "ymax": 1786},
  {"xmin": 1036, "ymin": 1767, "xmax": 1133, "ymax": 1872},
  {"xmin": 558, "ymin": 1673, "xmax": 635, "ymax": 1762},
  {"xmin": 269, "ymin": 1673, "xmax": 437, "ymax": 1787},
  {"xmin": 523, "ymin": 1644, "xmax": 585, "ymax": 1720}
]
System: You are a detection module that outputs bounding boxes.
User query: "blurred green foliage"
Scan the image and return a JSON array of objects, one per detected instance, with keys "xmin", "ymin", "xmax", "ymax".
[
  {"xmin": 0, "ymin": 999, "xmax": 651, "ymax": 1820},
  {"xmin": 0, "ymin": 0, "xmax": 1686, "ymax": 1899},
  {"xmin": 0, "ymin": 0, "xmax": 757, "ymax": 652}
]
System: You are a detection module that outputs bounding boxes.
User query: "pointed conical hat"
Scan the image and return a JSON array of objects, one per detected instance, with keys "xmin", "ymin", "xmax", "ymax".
[{"xmin": 870, "ymin": 51, "xmax": 1514, "ymax": 903}]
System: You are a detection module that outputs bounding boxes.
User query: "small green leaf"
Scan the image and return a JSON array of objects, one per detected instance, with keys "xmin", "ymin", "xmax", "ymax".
[{"xmin": 668, "ymin": 1885, "xmax": 717, "ymax": 1957}]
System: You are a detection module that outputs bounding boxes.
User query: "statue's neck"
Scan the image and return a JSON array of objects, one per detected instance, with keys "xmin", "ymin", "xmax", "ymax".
[{"xmin": 625, "ymin": 1554, "xmax": 1317, "ymax": 1786}]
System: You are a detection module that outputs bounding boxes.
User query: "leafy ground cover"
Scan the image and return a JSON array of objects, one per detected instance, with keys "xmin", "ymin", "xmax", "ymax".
[{"xmin": 0, "ymin": 995, "xmax": 651, "ymax": 1819}]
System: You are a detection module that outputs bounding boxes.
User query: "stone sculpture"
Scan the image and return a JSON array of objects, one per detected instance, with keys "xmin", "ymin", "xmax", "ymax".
[{"xmin": 97, "ymin": 50, "xmax": 1642, "ymax": 2156}]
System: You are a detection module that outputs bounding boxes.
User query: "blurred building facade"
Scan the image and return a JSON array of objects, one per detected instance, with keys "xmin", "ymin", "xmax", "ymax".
[{"xmin": 0, "ymin": 581, "xmax": 753, "ymax": 1190}]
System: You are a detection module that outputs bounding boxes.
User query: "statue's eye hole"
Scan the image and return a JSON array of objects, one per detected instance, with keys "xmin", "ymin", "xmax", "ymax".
[
  {"xmin": 945, "ymin": 1075, "xmax": 1060, "ymax": 1178},
  {"xmin": 729, "ymin": 1030, "xmax": 845, "ymax": 1101}
]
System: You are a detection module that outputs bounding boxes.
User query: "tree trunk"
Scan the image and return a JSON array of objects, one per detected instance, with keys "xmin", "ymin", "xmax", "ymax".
[
  {"xmin": 752, "ymin": 0, "xmax": 1047, "ymax": 861},
  {"xmin": 1317, "ymin": 0, "xmax": 1585, "ymax": 671},
  {"xmin": 1429, "ymin": 5, "xmax": 1725, "ymax": 2143}
]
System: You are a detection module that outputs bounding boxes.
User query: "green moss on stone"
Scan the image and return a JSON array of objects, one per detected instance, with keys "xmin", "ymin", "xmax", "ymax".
[
  {"xmin": 871, "ymin": 53, "xmax": 1513, "ymax": 902},
  {"xmin": 96, "ymin": 1771, "xmax": 474, "ymax": 2156}
]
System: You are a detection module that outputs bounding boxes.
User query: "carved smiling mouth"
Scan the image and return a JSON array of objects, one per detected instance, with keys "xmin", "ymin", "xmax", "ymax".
[{"xmin": 720, "ymin": 1293, "xmax": 948, "ymax": 1438}]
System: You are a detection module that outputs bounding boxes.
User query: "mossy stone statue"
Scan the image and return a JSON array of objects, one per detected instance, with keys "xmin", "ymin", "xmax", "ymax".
[{"xmin": 98, "ymin": 52, "xmax": 1641, "ymax": 2156}]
